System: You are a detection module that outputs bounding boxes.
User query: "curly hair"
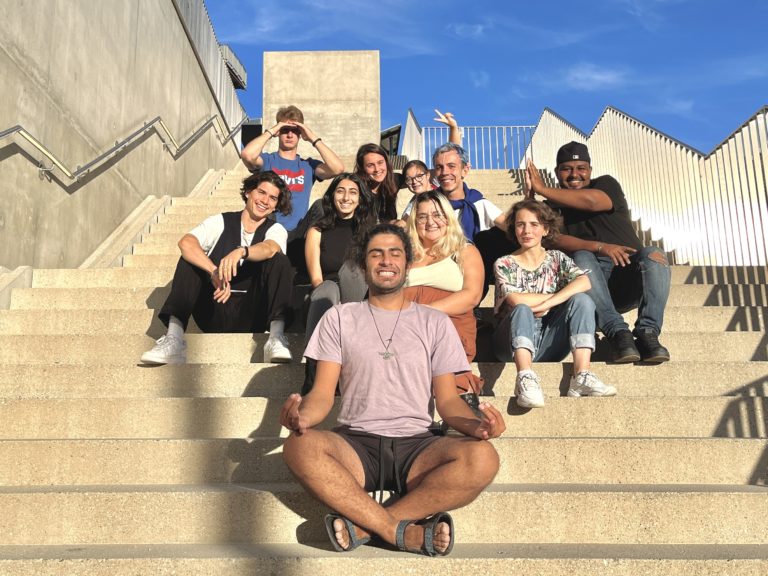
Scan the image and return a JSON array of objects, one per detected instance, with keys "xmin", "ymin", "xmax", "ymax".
[
  {"xmin": 354, "ymin": 143, "xmax": 398, "ymax": 221},
  {"xmin": 354, "ymin": 223, "xmax": 413, "ymax": 271},
  {"xmin": 240, "ymin": 170, "xmax": 292, "ymax": 216},
  {"xmin": 406, "ymin": 190, "xmax": 467, "ymax": 268},
  {"xmin": 313, "ymin": 172, "xmax": 377, "ymax": 238},
  {"xmin": 504, "ymin": 198, "xmax": 562, "ymax": 247}
]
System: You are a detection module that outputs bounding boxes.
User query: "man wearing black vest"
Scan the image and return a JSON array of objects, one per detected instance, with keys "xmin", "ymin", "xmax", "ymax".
[
  {"xmin": 141, "ymin": 170, "xmax": 295, "ymax": 365},
  {"xmin": 526, "ymin": 142, "xmax": 671, "ymax": 364}
]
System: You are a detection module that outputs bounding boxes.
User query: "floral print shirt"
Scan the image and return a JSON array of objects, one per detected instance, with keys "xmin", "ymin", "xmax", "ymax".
[{"xmin": 493, "ymin": 250, "xmax": 586, "ymax": 315}]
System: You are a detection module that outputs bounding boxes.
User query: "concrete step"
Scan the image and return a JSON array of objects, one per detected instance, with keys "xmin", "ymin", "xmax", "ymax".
[
  {"xmin": 32, "ymin": 267, "xmax": 174, "ymax": 289},
  {"xmin": 0, "ymin": 396, "xmax": 764, "ymax": 439},
  {"xmin": 163, "ymin": 202, "xmax": 244, "ymax": 216},
  {"xmin": 1, "ymin": 305, "xmax": 764, "ymax": 335},
  {"xmin": 2, "ymin": 484, "xmax": 766, "ymax": 546},
  {"xmin": 0, "ymin": 331, "xmax": 766, "ymax": 364},
  {"xmin": 31, "ymin": 265, "xmax": 768, "ymax": 288},
  {"xmin": 3, "ymin": 438, "xmax": 765, "ymax": 486},
  {"xmin": 0, "ymin": 361, "xmax": 764, "ymax": 399},
  {"xmin": 1, "ymin": 543, "xmax": 767, "ymax": 576}
]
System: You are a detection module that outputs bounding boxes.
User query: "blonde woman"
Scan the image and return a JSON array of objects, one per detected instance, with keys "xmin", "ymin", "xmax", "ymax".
[{"xmin": 404, "ymin": 190, "xmax": 485, "ymax": 403}]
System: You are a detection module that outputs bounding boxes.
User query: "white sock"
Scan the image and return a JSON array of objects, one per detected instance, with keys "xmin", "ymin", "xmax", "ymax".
[
  {"xmin": 269, "ymin": 319, "xmax": 285, "ymax": 338},
  {"xmin": 167, "ymin": 316, "xmax": 185, "ymax": 340}
]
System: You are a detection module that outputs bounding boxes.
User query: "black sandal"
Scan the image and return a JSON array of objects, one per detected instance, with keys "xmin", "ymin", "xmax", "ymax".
[
  {"xmin": 324, "ymin": 514, "xmax": 371, "ymax": 552},
  {"xmin": 395, "ymin": 512, "xmax": 454, "ymax": 556}
]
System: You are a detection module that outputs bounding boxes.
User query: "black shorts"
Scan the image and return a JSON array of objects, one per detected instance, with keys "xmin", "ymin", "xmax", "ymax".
[{"xmin": 333, "ymin": 425, "xmax": 440, "ymax": 495}]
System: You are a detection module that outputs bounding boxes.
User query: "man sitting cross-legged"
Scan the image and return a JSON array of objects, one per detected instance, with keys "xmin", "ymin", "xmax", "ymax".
[
  {"xmin": 140, "ymin": 170, "xmax": 295, "ymax": 365},
  {"xmin": 280, "ymin": 223, "xmax": 505, "ymax": 556}
]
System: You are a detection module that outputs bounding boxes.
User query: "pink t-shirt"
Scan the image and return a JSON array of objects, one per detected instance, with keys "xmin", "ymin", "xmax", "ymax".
[{"xmin": 304, "ymin": 301, "xmax": 471, "ymax": 437}]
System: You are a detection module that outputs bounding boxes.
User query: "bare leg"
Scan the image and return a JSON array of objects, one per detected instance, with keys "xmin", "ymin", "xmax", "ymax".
[
  {"xmin": 513, "ymin": 348, "xmax": 533, "ymax": 372},
  {"xmin": 572, "ymin": 347, "xmax": 591, "ymax": 374},
  {"xmin": 283, "ymin": 431, "xmax": 499, "ymax": 552}
]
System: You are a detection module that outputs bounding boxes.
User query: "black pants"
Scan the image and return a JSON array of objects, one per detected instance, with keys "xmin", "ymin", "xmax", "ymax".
[
  {"xmin": 158, "ymin": 253, "xmax": 294, "ymax": 333},
  {"xmin": 474, "ymin": 227, "xmax": 520, "ymax": 298}
]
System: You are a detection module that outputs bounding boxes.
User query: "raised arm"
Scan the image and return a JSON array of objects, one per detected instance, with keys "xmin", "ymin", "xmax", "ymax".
[
  {"xmin": 434, "ymin": 109, "xmax": 462, "ymax": 145},
  {"xmin": 293, "ymin": 122, "xmax": 344, "ymax": 179},
  {"xmin": 525, "ymin": 159, "xmax": 612, "ymax": 212},
  {"xmin": 240, "ymin": 121, "xmax": 290, "ymax": 170}
]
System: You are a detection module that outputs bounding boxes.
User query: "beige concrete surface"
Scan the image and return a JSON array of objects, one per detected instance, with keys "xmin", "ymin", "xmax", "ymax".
[
  {"xmin": 1, "ymin": 485, "xmax": 766, "ymax": 546},
  {"xmin": 0, "ymin": 2, "xmax": 238, "ymax": 269},
  {"xmin": 263, "ymin": 51, "xmax": 380, "ymax": 160},
  {"xmin": 1, "ymin": 438, "xmax": 765, "ymax": 486}
]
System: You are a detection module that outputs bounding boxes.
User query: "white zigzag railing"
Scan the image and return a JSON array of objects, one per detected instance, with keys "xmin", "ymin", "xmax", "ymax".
[{"xmin": 526, "ymin": 106, "xmax": 768, "ymax": 266}]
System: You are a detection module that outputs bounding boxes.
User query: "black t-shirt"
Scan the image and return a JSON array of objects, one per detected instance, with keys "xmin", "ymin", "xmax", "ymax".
[
  {"xmin": 555, "ymin": 175, "xmax": 642, "ymax": 250},
  {"xmin": 318, "ymin": 218, "xmax": 355, "ymax": 282}
]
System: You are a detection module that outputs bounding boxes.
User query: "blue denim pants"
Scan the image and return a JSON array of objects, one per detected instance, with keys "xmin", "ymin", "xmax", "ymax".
[
  {"xmin": 572, "ymin": 246, "xmax": 670, "ymax": 338},
  {"xmin": 494, "ymin": 292, "xmax": 596, "ymax": 362}
]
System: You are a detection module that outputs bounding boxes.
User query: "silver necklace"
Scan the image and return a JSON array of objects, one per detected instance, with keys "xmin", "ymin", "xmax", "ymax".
[{"xmin": 367, "ymin": 298, "xmax": 404, "ymax": 360}]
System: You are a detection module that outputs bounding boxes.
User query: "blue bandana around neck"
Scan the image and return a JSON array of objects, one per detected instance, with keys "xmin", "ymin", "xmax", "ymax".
[{"xmin": 447, "ymin": 183, "xmax": 484, "ymax": 241}]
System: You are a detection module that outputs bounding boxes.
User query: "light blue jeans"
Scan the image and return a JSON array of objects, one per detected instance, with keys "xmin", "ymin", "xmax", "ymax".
[
  {"xmin": 494, "ymin": 292, "xmax": 596, "ymax": 362},
  {"xmin": 572, "ymin": 247, "xmax": 670, "ymax": 338}
]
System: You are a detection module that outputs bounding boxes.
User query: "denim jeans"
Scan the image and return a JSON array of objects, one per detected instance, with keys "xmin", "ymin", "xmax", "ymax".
[
  {"xmin": 572, "ymin": 246, "xmax": 670, "ymax": 338},
  {"xmin": 494, "ymin": 292, "xmax": 596, "ymax": 362}
]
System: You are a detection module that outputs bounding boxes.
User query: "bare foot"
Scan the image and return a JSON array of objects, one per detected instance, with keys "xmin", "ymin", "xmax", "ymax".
[
  {"xmin": 332, "ymin": 517, "xmax": 370, "ymax": 550},
  {"xmin": 403, "ymin": 519, "xmax": 452, "ymax": 554}
]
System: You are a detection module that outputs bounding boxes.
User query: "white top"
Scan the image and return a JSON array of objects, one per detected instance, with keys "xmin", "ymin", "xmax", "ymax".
[{"xmin": 189, "ymin": 213, "xmax": 288, "ymax": 255}]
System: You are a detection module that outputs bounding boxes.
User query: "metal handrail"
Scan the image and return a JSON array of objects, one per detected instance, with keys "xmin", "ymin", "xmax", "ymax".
[{"xmin": 0, "ymin": 112, "xmax": 246, "ymax": 182}]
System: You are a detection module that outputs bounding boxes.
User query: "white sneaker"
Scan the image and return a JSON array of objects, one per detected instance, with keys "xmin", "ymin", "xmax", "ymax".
[
  {"xmin": 515, "ymin": 371, "xmax": 545, "ymax": 408},
  {"xmin": 568, "ymin": 371, "xmax": 617, "ymax": 397},
  {"xmin": 140, "ymin": 335, "xmax": 186, "ymax": 365},
  {"xmin": 264, "ymin": 334, "xmax": 292, "ymax": 363}
]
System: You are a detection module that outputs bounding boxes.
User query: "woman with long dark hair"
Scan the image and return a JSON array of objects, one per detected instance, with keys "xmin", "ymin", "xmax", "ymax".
[{"xmin": 354, "ymin": 143, "xmax": 402, "ymax": 221}]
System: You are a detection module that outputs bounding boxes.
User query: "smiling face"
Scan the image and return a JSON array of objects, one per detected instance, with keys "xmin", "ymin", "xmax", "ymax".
[
  {"xmin": 362, "ymin": 152, "xmax": 388, "ymax": 185},
  {"xmin": 244, "ymin": 182, "xmax": 280, "ymax": 220},
  {"xmin": 514, "ymin": 208, "xmax": 548, "ymax": 249},
  {"xmin": 404, "ymin": 165, "xmax": 431, "ymax": 194},
  {"xmin": 364, "ymin": 232, "xmax": 409, "ymax": 295},
  {"xmin": 333, "ymin": 178, "xmax": 360, "ymax": 219},
  {"xmin": 557, "ymin": 160, "xmax": 592, "ymax": 190},
  {"xmin": 414, "ymin": 199, "xmax": 447, "ymax": 248},
  {"xmin": 433, "ymin": 150, "xmax": 469, "ymax": 198}
]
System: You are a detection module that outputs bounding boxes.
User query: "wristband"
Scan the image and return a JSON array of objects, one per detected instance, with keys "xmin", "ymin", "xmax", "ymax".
[
  {"xmin": 265, "ymin": 129, "xmax": 274, "ymax": 138},
  {"xmin": 596, "ymin": 243, "xmax": 603, "ymax": 254},
  {"xmin": 241, "ymin": 245, "xmax": 249, "ymax": 260},
  {"xmin": 311, "ymin": 137, "xmax": 322, "ymax": 147}
]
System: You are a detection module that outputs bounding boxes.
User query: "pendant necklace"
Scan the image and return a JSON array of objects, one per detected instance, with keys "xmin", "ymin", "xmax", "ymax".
[{"xmin": 367, "ymin": 297, "xmax": 404, "ymax": 360}]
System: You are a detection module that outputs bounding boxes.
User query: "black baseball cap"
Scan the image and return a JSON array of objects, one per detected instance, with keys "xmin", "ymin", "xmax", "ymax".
[{"xmin": 556, "ymin": 141, "xmax": 591, "ymax": 165}]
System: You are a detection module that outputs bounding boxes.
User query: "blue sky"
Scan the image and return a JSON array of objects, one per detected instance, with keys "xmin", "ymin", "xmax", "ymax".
[{"xmin": 206, "ymin": 0, "xmax": 767, "ymax": 153}]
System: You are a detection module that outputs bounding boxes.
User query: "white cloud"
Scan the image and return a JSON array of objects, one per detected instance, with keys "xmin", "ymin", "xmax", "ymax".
[
  {"xmin": 564, "ymin": 63, "xmax": 628, "ymax": 91},
  {"xmin": 446, "ymin": 22, "xmax": 488, "ymax": 39},
  {"xmin": 470, "ymin": 70, "xmax": 490, "ymax": 89}
]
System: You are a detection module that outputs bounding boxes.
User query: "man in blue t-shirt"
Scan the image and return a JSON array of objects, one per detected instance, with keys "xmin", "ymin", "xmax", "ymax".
[{"xmin": 241, "ymin": 105, "xmax": 344, "ymax": 234}]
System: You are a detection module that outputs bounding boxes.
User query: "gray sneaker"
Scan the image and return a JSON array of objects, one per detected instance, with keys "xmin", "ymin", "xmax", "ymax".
[
  {"xmin": 568, "ymin": 371, "xmax": 617, "ymax": 397},
  {"xmin": 140, "ymin": 335, "xmax": 187, "ymax": 365},
  {"xmin": 515, "ymin": 371, "xmax": 545, "ymax": 408}
]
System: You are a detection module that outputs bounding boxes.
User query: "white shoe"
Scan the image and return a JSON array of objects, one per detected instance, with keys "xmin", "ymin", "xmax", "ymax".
[
  {"xmin": 264, "ymin": 334, "xmax": 292, "ymax": 363},
  {"xmin": 140, "ymin": 335, "xmax": 186, "ymax": 365},
  {"xmin": 515, "ymin": 371, "xmax": 545, "ymax": 408},
  {"xmin": 568, "ymin": 371, "xmax": 617, "ymax": 397}
]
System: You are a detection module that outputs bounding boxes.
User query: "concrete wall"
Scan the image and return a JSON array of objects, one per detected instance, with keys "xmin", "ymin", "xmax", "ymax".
[
  {"xmin": 0, "ymin": 0, "xmax": 239, "ymax": 269},
  {"xmin": 262, "ymin": 51, "xmax": 380, "ymax": 164}
]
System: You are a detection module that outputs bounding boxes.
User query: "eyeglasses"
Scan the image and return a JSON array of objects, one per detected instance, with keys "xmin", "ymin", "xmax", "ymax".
[
  {"xmin": 405, "ymin": 172, "xmax": 428, "ymax": 185},
  {"xmin": 415, "ymin": 211, "xmax": 447, "ymax": 225}
]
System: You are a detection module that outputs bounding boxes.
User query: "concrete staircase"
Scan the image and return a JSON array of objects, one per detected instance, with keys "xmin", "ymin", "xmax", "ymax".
[{"xmin": 1, "ymin": 166, "xmax": 767, "ymax": 574}]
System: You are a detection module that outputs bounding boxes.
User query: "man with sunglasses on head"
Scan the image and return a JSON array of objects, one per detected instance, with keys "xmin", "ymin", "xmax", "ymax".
[{"xmin": 241, "ymin": 105, "xmax": 344, "ymax": 235}]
